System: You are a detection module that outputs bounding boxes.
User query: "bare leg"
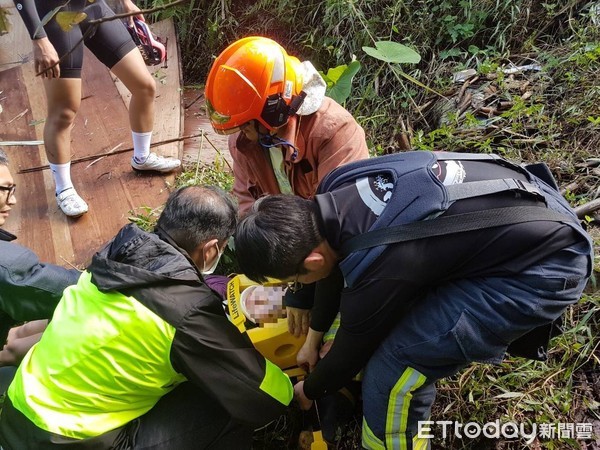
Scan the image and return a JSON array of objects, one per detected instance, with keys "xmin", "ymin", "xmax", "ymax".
[
  {"xmin": 110, "ymin": 48, "xmax": 155, "ymax": 133},
  {"xmin": 43, "ymin": 78, "xmax": 81, "ymax": 165},
  {"xmin": 111, "ymin": 48, "xmax": 180, "ymax": 172},
  {"xmin": 43, "ymin": 78, "xmax": 89, "ymax": 216}
]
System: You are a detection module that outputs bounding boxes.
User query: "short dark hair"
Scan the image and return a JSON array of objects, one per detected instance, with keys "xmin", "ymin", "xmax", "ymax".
[
  {"xmin": 234, "ymin": 195, "xmax": 323, "ymax": 282},
  {"xmin": 0, "ymin": 149, "xmax": 8, "ymax": 166},
  {"xmin": 156, "ymin": 185, "xmax": 237, "ymax": 254}
]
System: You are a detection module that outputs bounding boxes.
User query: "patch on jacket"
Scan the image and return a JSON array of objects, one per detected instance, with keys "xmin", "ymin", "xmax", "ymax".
[{"xmin": 298, "ymin": 159, "xmax": 313, "ymax": 174}]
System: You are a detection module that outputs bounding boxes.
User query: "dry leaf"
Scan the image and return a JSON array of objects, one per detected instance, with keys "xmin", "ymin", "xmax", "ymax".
[
  {"xmin": 56, "ymin": 11, "xmax": 87, "ymax": 31},
  {"xmin": 0, "ymin": 7, "xmax": 12, "ymax": 36}
]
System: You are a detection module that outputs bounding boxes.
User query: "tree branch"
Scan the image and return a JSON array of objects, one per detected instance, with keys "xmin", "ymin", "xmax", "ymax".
[
  {"xmin": 34, "ymin": 0, "xmax": 189, "ymax": 76},
  {"xmin": 18, "ymin": 133, "xmax": 202, "ymax": 174},
  {"xmin": 87, "ymin": 0, "xmax": 190, "ymax": 25}
]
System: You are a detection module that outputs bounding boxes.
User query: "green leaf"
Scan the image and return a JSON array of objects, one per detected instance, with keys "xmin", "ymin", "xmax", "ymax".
[
  {"xmin": 440, "ymin": 48, "xmax": 462, "ymax": 60},
  {"xmin": 323, "ymin": 65, "xmax": 348, "ymax": 84},
  {"xmin": 362, "ymin": 41, "xmax": 421, "ymax": 64},
  {"xmin": 468, "ymin": 45, "xmax": 480, "ymax": 55},
  {"xmin": 325, "ymin": 60, "xmax": 361, "ymax": 104}
]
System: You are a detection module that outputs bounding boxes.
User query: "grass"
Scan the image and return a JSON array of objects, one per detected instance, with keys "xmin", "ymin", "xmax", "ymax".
[{"xmin": 431, "ymin": 292, "xmax": 599, "ymax": 449}]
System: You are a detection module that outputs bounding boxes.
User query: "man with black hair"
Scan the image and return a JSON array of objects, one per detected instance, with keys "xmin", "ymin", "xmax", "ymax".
[
  {"xmin": 234, "ymin": 150, "xmax": 593, "ymax": 449},
  {"xmin": 0, "ymin": 185, "xmax": 293, "ymax": 449}
]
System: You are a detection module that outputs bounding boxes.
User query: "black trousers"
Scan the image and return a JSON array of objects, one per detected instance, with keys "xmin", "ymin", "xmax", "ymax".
[{"xmin": 0, "ymin": 382, "xmax": 253, "ymax": 450}]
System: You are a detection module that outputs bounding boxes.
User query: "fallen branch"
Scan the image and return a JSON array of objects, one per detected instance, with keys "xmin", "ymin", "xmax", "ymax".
[
  {"xmin": 0, "ymin": 140, "xmax": 44, "ymax": 146},
  {"xmin": 18, "ymin": 133, "xmax": 204, "ymax": 174},
  {"xmin": 33, "ymin": 0, "xmax": 189, "ymax": 76},
  {"xmin": 186, "ymin": 129, "xmax": 233, "ymax": 172},
  {"xmin": 87, "ymin": 0, "xmax": 189, "ymax": 25},
  {"xmin": 560, "ymin": 181, "xmax": 579, "ymax": 195},
  {"xmin": 574, "ymin": 198, "xmax": 600, "ymax": 219}
]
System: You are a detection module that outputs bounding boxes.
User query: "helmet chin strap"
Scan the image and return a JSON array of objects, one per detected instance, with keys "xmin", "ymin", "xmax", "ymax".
[
  {"xmin": 258, "ymin": 132, "xmax": 298, "ymax": 151},
  {"xmin": 257, "ymin": 129, "xmax": 300, "ymax": 162},
  {"xmin": 257, "ymin": 91, "xmax": 306, "ymax": 161},
  {"xmin": 260, "ymin": 91, "xmax": 307, "ymax": 130},
  {"xmin": 288, "ymin": 91, "xmax": 307, "ymax": 116}
]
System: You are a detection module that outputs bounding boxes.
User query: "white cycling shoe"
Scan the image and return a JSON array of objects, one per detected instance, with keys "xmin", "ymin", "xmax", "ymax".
[
  {"xmin": 56, "ymin": 188, "xmax": 89, "ymax": 217},
  {"xmin": 131, "ymin": 153, "xmax": 181, "ymax": 173}
]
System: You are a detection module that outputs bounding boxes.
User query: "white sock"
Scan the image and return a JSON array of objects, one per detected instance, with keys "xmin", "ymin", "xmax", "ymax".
[
  {"xmin": 132, "ymin": 131, "xmax": 152, "ymax": 163},
  {"xmin": 49, "ymin": 162, "xmax": 73, "ymax": 195}
]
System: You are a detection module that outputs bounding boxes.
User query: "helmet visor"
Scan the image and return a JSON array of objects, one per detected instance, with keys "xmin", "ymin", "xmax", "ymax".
[
  {"xmin": 206, "ymin": 98, "xmax": 253, "ymax": 135},
  {"xmin": 214, "ymin": 121, "xmax": 255, "ymax": 136},
  {"xmin": 213, "ymin": 125, "xmax": 243, "ymax": 136},
  {"xmin": 206, "ymin": 97, "xmax": 234, "ymax": 133}
]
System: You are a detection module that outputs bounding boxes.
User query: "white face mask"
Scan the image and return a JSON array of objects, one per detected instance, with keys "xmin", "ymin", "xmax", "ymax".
[{"xmin": 201, "ymin": 243, "xmax": 223, "ymax": 275}]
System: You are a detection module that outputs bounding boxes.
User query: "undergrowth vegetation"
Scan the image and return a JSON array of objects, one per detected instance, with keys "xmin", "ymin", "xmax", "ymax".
[{"xmin": 135, "ymin": 0, "xmax": 599, "ymax": 448}]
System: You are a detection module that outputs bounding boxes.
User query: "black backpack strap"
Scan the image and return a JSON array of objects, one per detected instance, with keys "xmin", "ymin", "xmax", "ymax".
[
  {"xmin": 340, "ymin": 206, "xmax": 572, "ymax": 255},
  {"xmin": 445, "ymin": 178, "xmax": 545, "ymax": 202}
]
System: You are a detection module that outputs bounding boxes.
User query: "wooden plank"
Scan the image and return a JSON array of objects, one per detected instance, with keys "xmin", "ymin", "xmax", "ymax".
[
  {"xmin": 58, "ymin": 49, "xmax": 171, "ymax": 266},
  {"xmin": 0, "ymin": 16, "xmax": 179, "ymax": 267},
  {"xmin": 182, "ymin": 89, "xmax": 233, "ymax": 168},
  {"xmin": 0, "ymin": 1, "xmax": 31, "ymax": 72},
  {"xmin": 0, "ymin": 67, "xmax": 59, "ymax": 264}
]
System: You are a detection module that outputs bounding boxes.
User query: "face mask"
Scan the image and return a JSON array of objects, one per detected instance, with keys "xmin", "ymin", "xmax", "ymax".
[{"xmin": 201, "ymin": 243, "xmax": 223, "ymax": 275}]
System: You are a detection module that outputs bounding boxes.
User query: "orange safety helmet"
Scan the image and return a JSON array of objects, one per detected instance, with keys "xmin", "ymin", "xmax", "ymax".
[{"xmin": 205, "ymin": 36, "xmax": 306, "ymax": 135}]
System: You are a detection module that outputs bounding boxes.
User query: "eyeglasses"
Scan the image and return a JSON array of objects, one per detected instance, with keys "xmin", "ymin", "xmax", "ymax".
[
  {"xmin": 287, "ymin": 273, "xmax": 304, "ymax": 293},
  {"xmin": 0, "ymin": 184, "xmax": 16, "ymax": 202}
]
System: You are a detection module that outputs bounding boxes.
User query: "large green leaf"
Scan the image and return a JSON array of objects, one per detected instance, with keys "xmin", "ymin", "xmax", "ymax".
[
  {"xmin": 362, "ymin": 41, "xmax": 421, "ymax": 64},
  {"xmin": 35, "ymin": 2, "xmax": 69, "ymax": 37},
  {"xmin": 323, "ymin": 60, "xmax": 361, "ymax": 104}
]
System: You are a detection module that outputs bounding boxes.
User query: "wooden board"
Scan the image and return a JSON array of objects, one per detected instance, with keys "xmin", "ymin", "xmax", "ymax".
[
  {"xmin": 0, "ymin": 14, "xmax": 182, "ymax": 268},
  {"xmin": 182, "ymin": 88, "xmax": 233, "ymax": 169},
  {"xmin": 0, "ymin": 1, "xmax": 30, "ymax": 72}
]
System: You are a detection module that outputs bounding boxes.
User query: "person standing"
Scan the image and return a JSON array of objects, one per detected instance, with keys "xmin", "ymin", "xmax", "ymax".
[
  {"xmin": 205, "ymin": 36, "xmax": 370, "ymax": 336},
  {"xmin": 13, "ymin": 0, "xmax": 181, "ymax": 217}
]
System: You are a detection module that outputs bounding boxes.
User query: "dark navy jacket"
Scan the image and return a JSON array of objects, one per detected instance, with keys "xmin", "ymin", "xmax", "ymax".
[
  {"xmin": 302, "ymin": 151, "xmax": 591, "ymax": 399},
  {"xmin": 0, "ymin": 229, "xmax": 81, "ymax": 343}
]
